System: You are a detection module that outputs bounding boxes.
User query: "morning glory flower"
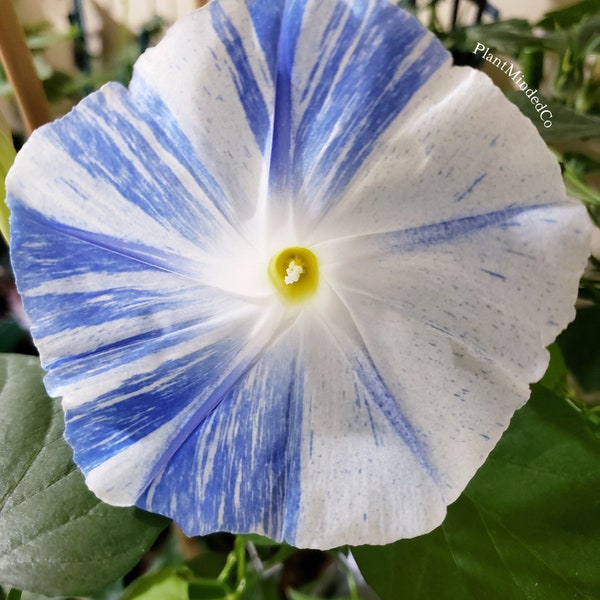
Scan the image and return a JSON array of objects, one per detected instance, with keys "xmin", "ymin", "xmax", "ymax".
[{"xmin": 6, "ymin": 0, "xmax": 590, "ymax": 549}]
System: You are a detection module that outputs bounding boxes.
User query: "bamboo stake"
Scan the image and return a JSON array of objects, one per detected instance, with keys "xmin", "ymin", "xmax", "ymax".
[
  {"xmin": 0, "ymin": 0, "xmax": 51, "ymax": 135},
  {"xmin": 195, "ymin": 0, "xmax": 211, "ymax": 8}
]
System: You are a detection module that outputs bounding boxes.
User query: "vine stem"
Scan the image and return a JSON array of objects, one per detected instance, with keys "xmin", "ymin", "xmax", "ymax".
[{"xmin": 0, "ymin": 0, "xmax": 51, "ymax": 135}]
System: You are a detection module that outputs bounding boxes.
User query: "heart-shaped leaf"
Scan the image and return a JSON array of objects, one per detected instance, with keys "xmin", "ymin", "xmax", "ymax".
[
  {"xmin": 354, "ymin": 383, "xmax": 600, "ymax": 599},
  {"xmin": 0, "ymin": 354, "xmax": 168, "ymax": 596}
]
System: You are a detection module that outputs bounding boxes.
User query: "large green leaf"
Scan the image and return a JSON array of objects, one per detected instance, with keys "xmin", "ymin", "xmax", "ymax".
[
  {"xmin": 0, "ymin": 354, "xmax": 169, "ymax": 596},
  {"xmin": 354, "ymin": 384, "xmax": 600, "ymax": 599}
]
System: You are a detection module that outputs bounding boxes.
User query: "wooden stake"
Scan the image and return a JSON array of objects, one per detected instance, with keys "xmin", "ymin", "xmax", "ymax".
[{"xmin": 0, "ymin": 0, "xmax": 51, "ymax": 135}]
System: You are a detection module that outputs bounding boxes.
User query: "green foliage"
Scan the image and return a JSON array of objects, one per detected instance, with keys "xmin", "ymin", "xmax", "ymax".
[
  {"xmin": 537, "ymin": 0, "xmax": 600, "ymax": 31},
  {"xmin": 119, "ymin": 567, "xmax": 230, "ymax": 600},
  {"xmin": 558, "ymin": 307, "xmax": 600, "ymax": 395},
  {"xmin": 353, "ymin": 380, "xmax": 600, "ymax": 600},
  {"xmin": 0, "ymin": 354, "xmax": 168, "ymax": 596},
  {"xmin": 444, "ymin": 0, "xmax": 600, "ymax": 116},
  {"xmin": 0, "ymin": 110, "xmax": 15, "ymax": 242},
  {"xmin": 508, "ymin": 92, "xmax": 600, "ymax": 142}
]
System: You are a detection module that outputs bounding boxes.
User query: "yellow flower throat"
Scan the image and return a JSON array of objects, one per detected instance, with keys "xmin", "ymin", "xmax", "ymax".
[{"xmin": 268, "ymin": 247, "xmax": 319, "ymax": 303}]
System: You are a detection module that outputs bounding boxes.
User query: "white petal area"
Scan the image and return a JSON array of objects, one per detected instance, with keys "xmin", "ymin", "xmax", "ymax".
[
  {"xmin": 291, "ymin": 299, "xmax": 446, "ymax": 548},
  {"xmin": 309, "ymin": 64, "xmax": 566, "ymax": 244},
  {"xmin": 315, "ymin": 200, "xmax": 590, "ymax": 507}
]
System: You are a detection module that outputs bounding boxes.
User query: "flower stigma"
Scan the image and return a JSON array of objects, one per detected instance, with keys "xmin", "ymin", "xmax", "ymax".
[{"xmin": 268, "ymin": 246, "xmax": 319, "ymax": 303}]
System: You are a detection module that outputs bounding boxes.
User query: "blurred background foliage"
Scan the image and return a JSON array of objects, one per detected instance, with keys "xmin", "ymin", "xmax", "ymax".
[{"xmin": 0, "ymin": 1, "xmax": 599, "ymax": 599}]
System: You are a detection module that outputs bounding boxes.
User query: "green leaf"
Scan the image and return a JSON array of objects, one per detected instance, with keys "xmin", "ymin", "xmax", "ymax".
[
  {"xmin": 538, "ymin": 343, "xmax": 568, "ymax": 396},
  {"xmin": 558, "ymin": 306, "xmax": 600, "ymax": 393},
  {"xmin": 507, "ymin": 91, "xmax": 600, "ymax": 142},
  {"xmin": 0, "ymin": 110, "xmax": 16, "ymax": 243},
  {"xmin": 287, "ymin": 590, "xmax": 324, "ymax": 600},
  {"xmin": 120, "ymin": 567, "xmax": 230, "ymax": 600},
  {"xmin": 354, "ymin": 385, "xmax": 600, "ymax": 599},
  {"xmin": 120, "ymin": 567, "xmax": 192, "ymax": 600},
  {"xmin": 537, "ymin": 0, "xmax": 600, "ymax": 30},
  {"xmin": 187, "ymin": 579, "xmax": 230, "ymax": 600},
  {"xmin": 0, "ymin": 354, "xmax": 168, "ymax": 596},
  {"xmin": 444, "ymin": 19, "xmax": 542, "ymax": 56}
]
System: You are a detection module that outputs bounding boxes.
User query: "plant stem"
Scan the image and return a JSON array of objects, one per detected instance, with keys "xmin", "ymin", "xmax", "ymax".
[
  {"xmin": 0, "ymin": 0, "xmax": 51, "ymax": 134},
  {"xmin": 451, "ymin": 0, "xmax": 460, "ymax": 29},
  {"xmin": 234, "ymin": 535, "xmax": 247, "ymax": 595}
]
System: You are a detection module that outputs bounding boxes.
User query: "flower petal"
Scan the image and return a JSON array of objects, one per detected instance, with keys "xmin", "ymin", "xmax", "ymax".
[
  {"xmin": 267, "ymin": 0, "xmax": 448, "ymax": 227},
  {"xmin": 289, "ymin": 302, "xmax": 448, "ymax": 548},
  {"xmin": 136, "ymin": 302, "xmax": 447, "ymax": 549},
  {"xmin": 6, "ymin": 0, "xmax": 289, "ymax": 269},
  {"xmin": 5, "ymin": 0, "xmax": 592, "ymax": 552},
  {"xmin": 130, "ymin": 0, "xmax": 282, "ymax": 224},
  {"xmin": 318, "ymin": 201, "xmax": 589, "ymax": 507},
  {"xmin": 136, "ymin": 323, "xmax": 304, "ymax": 540},
  {"xmin": 309, "ymin": 64, "xmax": 569, "ymax": 243},
  {"xmin": 9, "ymin": 200, "xmax": 284, "ymax": 505}
]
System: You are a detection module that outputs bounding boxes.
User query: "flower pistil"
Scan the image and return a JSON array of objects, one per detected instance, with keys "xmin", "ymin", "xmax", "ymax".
[{"xmin": 268, "ymin": 246, "xmax": 319, "ymax": 303}]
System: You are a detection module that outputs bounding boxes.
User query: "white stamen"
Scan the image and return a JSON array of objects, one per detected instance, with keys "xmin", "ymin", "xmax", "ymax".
[{"xmin": 284, "ymin": 260, "xmax": 303, "ymax": 285}]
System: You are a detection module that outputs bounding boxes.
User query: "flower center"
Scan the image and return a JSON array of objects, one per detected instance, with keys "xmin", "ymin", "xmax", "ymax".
[{"xmin": 268, "ymin": 246, "xmax": 319, "ymax": 303}]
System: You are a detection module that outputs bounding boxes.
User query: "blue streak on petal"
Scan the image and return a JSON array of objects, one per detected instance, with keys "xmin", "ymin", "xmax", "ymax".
[
  {"xmin": 47, "ymin": 316, "xmax": 201, "ymax": 374},
  {"xmin": 10, "ymin": 205, "xmax": 207, "ymax": 366},
  {"xmin": 288, "ymin": 0, "xmax": 368, "ymax": 192},
  {"xmin": 290, "ymin": 2, "xmax": 448, "ymax": 213},
  {"xmin": 210, "ymin": 1, "xmax": 271, "ymax": 151},
  {"xmin": 386, "ymin": 204, "xmax": 551, "ymax": 251},
  {"xmin": 350, "ymin": 345, "xmax": 438, "ymax": 484},
  {"xmin": 65, "ymin": 333, "xmax": 246, "ymax": 472},
  {"xmin": 480, "ymin": 269, "xmax": 506, "ymax": 280},
  {"xmin": 454, "ymin": 173, "xmax": 487, "ymax": 202},
  {"xmin": 43, "ymin": 85, "xmax": 231, "ymax": 245},
  {"xmin": 426, "ymin": 322, "xmax": 452, "ymax": 337},
  {"xmin": 298, "ymin": 1, "xmax": 348, "ymax": 107},
  {"xmin": 353, "ymin": 378, "xmax": 380, "ymax": 446},
  {"xmin": 267, "ymin": 0, "xmax": 303, "ymax": 195},
  {"xmin": 10, "ymin": 203, "xmax": 201, "ymax": 280},
  {"xmin": 244, "ymin": 0, "xmax": 284, "ymax": 84},
  {"xmin": 136, "ymin": 332, "xmax": 304, "ymax": 542},
  {"xmin": 121, "ymin": 79, "xmax": 232, "ymax": 219}
]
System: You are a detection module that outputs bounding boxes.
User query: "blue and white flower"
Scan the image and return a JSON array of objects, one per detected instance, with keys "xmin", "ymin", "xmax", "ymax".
[{"xmin": 7, "ymin": 0, "xmax": 590, "ymax": 548}]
